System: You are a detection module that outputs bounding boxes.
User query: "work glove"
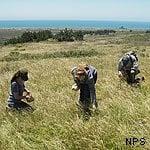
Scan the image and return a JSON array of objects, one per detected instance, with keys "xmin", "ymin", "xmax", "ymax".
[
  {"xmin": 26, "ymin": 94, "xmax": 34, "ymax": 102},
  {"xmin": 72, "ymin": 84, "xmax": 79, "ymax": 91},
  {"xmin": 118, "ymin": 71, "xmax": 123, "ymax": 78},
  {"xmin": 130, "ymin": 69, "xmax": 135, "ymax": 74}
]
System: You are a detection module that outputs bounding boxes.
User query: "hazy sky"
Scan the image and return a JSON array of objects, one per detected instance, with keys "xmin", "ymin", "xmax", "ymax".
[{"xmin": 0, "ymin": 0, "xmax": 150, "ymax": 21}]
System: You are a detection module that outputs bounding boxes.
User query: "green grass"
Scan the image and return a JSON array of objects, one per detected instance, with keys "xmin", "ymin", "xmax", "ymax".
[
  {"xmin": 0, "ymin": 31, "xmax": 150, "ymax": 150},
  {"xmin": 0, "ymin": 49, "xmax": 99, "ymax": 62}
]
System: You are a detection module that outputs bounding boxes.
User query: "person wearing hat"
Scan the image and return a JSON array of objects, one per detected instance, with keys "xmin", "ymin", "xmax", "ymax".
[
  {"xmin": 7, "ymin": 68, "xmax": 34, "ymax": 111},
  {"xmin": 71, "ymin": 64, "xmax": 98, "ymax": 116},
  {"xmin": 118, "ymin": 51, "xmax": 143, "ymax": 84}
]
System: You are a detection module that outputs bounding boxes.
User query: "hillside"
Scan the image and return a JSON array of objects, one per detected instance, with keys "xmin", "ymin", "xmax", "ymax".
[{"xmin": 0, "ymin": 30, "xmax": 150, "ymax": 150}]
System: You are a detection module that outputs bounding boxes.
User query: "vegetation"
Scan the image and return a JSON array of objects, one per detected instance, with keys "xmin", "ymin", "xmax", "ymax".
[
  {"xmin": 0, "ymin": 30, "xmax": 150, "ymax": 150},
  {"xmin": 4, "ymin": 30, "xmax": 53, "ymax": 45},
  {"xmin": 3, "ymin": 29, "xmax": 116, "ymax": 45},
  {"xmin": 0, "ymin": 49, "xmax": 99, "ymax": 62},
  {"xmin": 145, "ymin": 30, "xmax": 150, "ymax": 33}
]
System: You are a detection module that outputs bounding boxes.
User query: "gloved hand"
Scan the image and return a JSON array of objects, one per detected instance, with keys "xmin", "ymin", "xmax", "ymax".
[
  {"xmin": 118, "ymin": 71, "xmax": 123, "ymax": 78},
  {"xmin": 92, "ymin": 101, "xmax": 98, "ymax": 109},
  {"xmin": 26, "ymin": 94, "xmax": 34, "ymax": 102},
  {"xmin": 130, "ymin": 69, "xmax": 135, "ymax": 74},
  {"xmin": 72, "ymin": 84, "xmax": 79, "ymax": 91}
]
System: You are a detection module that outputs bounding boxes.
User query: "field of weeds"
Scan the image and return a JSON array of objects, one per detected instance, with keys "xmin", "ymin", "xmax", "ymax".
[{"xmin": 0, "ymin": 31, "xmax": 150, "ymax": 150}]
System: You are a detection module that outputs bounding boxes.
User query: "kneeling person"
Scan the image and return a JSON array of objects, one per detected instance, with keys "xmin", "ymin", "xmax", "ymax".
[
  {"xmin": 118, "ymin": 51, "xmax": 143, "ymax": 84},
  {"xmin": 7, "ymin": 68, "xmax": 34, "ymax": 111}
]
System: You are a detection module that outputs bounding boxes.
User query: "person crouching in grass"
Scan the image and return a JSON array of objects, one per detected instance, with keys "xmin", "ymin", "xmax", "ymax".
[
  {"xmin": 7, "ymin": 68, "xmax": 34, "ymax": 112},
  {"xmin": 71, "ymin": 64, "xmax": 98, "ymax": 117}
]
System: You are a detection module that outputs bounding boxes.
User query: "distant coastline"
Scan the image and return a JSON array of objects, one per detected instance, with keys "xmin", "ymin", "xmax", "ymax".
[{"xmin": 0, "ymin": 20, "xmax": 150, "ymax": 30}]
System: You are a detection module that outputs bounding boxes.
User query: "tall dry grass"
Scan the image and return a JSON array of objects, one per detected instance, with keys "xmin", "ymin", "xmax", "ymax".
[{"xmin": 0, "ymin": 32, "xmax": 150, "ymax": 150}]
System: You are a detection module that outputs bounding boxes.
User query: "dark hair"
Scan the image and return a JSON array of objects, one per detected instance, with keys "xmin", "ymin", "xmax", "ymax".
[{"xmin": 11, "ymin": 69, "xmax": 28, "ymax": 83}]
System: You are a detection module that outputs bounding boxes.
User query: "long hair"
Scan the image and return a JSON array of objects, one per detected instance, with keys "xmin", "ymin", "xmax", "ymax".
[
  {"xmin": 11, "ymin": 71, "xmax": 20, "ymax": 83},
  {"xmin": 11, "ymin": 69, "xmax": 28, "ymax": 83}
]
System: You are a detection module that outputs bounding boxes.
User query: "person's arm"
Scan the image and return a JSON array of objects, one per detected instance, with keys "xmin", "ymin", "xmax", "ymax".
[
  {"xmin": 118, "ymin": 58, "xmax": 125, "ymax": 78},
  {"xmin": 131, "ymin": 57, "xmax": 139, "ymax": 72},
  {"xmin": 24, "ymin": 88, "xmax": 31, "ymax": 96},
  {"xmin": 71, "ymin": 67, "xmax": 80, "ymax": 90},
  {"xmin": 93, "ymin": 69, "xmax": 97, "ymax": 84},
  {"xmin": 24, "ymin": 88, "xmax": 29, "ymax": 93},
  {"xmin": 24, "ymin": 86, "xmax": 34, "ymax": 101},
  {"xmin": 118, "ymin": 59, "xmax": 124, "ymax": 72}
]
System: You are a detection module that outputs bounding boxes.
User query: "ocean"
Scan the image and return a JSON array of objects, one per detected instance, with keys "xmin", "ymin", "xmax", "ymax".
[{"xmin": 0, "ymin": 20, "xmax": 150, "ymax": 30}]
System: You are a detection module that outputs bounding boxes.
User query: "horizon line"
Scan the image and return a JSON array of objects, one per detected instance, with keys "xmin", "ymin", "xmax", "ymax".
[{"xmin": 0, "ymin": 19, "xmax": 150, "ymax": 23}]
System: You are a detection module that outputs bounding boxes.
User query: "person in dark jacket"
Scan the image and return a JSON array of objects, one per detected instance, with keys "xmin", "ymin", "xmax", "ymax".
[
  {"xmin": 7, "ymin": 68, "xmax": 34, "ymax": 111},
  {"xmin": 71, "ymin": 64, "xmax": 98, "ymax": 116},
  {"xmin": 118, "ymin": 51, "xmax": 144, "ymax": 84}
]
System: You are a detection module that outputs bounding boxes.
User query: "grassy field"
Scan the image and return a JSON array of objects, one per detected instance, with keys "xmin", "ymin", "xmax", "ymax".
[{"xmin": 0, "ymin": 30, "xmax": 150, "ymax": 150}]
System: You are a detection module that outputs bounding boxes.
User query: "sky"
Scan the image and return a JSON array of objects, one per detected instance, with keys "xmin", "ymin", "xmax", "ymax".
[{"xmin": 0, "ymin": 0, "xmax": 150, "ymax": 22}]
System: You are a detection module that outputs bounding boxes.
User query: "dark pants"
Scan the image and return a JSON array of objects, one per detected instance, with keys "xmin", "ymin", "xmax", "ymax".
[
  {"xmin": 7, "ymin": 101, "xmax": 34, "ymax": 112},
  {"xmin": 79, "ymin": 84, "xmax": 91, "ymax": 116},
  {"xmin": 80, "ymin": 84, "xmax": 90, "ymax": 102},
  {"xmin": 123, "ymin": 70, "xmax": 140, "ymax": 84}
]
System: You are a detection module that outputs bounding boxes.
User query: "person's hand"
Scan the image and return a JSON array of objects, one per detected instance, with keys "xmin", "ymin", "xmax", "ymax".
[
  {"xmin": 130, "ymin": 69, "xmax": 135, "ymax": 74},
  {"xmin": 24, "ymin": 91, "xmax": 31, "ymax": 96},
  {"xmin": 91, "ymin": 101, "xmax": 98, "ymax": 110},
  {"xmin": 92, "ymin": 104, "xmax": 96, "ymax": 110},
  {"xmin": 118, "ymin": 71, "xmax": 123, "ymax": 78},
  {"xmin": 72, "ymin": 84, "xmax": 79, "ymax": 91},
  {"xmin": 26, "ymin": 94, "xmax": 34, "ymax": 102}
]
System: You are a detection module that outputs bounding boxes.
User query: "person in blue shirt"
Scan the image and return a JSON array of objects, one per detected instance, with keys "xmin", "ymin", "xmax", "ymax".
[
  {"xmin": 7, "ymin": 68, "xmax": 34, "ymax": 111},
  {"xmin": 71, "ymin": 64, "xmax": 98, "ymax": 116}
]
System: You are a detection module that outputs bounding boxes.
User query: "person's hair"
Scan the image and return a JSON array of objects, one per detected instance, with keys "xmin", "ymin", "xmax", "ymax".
[
  {"xmin": 11, "ymin": 68, "xmax": 28, "ymax": 83},
  {"xmin": 77, "ymin": 64, "xmax": 87, "ymax": 75},
  {"xmin": 75, "ymin": 64, "xmax": 89, "ymax": 80}
]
